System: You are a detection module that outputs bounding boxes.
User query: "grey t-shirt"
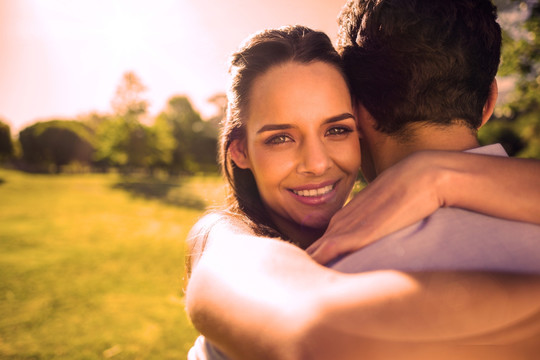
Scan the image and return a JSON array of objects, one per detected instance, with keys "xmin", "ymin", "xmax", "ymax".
[{"xmin": 330, "ymin": 144, "xmax": 540, "ymax": 274}]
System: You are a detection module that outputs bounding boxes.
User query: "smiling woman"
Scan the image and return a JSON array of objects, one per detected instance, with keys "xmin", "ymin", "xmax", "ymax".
[
  {"xmin": 229, "ymin": 61, "xmax": 360, "ymax": 248},
  {"xmin": 184, "ymin": 24, "xmax": 359, "ymax": 359}
]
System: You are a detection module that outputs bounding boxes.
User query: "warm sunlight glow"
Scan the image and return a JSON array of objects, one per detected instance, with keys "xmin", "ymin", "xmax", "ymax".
[{"xmin": 0, "ymin": 0, "xmax": 347, "ymax": 132}]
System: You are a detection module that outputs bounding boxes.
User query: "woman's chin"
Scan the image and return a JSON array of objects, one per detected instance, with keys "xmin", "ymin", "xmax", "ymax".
[{"xmin": 298, "ymin": 214, "xmax": 332, "ymax": 231}]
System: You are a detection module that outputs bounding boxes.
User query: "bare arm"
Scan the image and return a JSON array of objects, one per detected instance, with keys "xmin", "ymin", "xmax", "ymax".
[
  {"xmin": 309, "ymin": 151, "xmax": 540, "ymax": 264},
  {"xmin": 185, "ymin": 219, "xmax": 540, "ymax": 360},
  {"xmin": 434, "ymin": 151, "xmax": 540, "ymax": 224}
]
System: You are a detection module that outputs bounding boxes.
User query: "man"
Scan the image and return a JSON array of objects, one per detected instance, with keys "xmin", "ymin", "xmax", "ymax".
[
  {"xmin": 308, "ymin": 0, "xmax": 540, "ymax": 271},
  {"xmin": 186, "ymin": 1, "xmax": 540, "ymax": 359}
]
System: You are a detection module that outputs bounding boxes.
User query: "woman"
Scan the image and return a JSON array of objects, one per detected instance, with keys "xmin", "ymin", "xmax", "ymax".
[{"xmin": 186, "ymin": 26, "xmax": 540, "ymax": 359}]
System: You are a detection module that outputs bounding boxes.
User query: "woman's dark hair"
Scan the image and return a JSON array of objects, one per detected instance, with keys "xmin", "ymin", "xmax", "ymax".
[
  {"xmin": 220, "ymin": 25, "xmax": 347, "ymax": 239},
  {"xmin": 185, "ymin": 25, "xmax": 347, "ymax": 276}
]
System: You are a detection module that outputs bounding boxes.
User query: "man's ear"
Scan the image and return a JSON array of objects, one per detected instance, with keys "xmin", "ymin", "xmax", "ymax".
[
  {"xmin": 480, "ymin": 79, "xmax": 498, "ymax": 129},
  {"xmin": 229, "ymin": 139, "xmax": 251, "ymax": 169}
]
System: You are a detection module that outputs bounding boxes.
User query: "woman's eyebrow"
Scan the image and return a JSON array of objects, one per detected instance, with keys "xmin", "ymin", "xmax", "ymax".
[
  {"xmin": 256, "ymin": 113, "xmax": 356, "ymax": 134},
  {"xmin": 324, "ymin": 112, "xmax": 356, "ymax": 124},
  {"xmin": 256, "ymin": 124, "xmax": 294, "ymax": 134}
]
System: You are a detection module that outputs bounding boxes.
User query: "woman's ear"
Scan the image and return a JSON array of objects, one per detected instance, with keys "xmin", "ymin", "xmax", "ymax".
[
  {"xmin": 480, "ymin": 79, "xmax": 498, "ymax": 129},
  {"xmin": 229, "ymin": 139, "xmax": 251, "ymax": 169}
]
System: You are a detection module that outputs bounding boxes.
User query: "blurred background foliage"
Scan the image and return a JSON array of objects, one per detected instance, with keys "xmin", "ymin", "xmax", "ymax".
[
  {"xmin": 479, "ymin": 0, "xmax": 540, "ymax": 158},
  {"xmin": 0, "ymin": 71, "xmax": 225, "ymax": 175}
]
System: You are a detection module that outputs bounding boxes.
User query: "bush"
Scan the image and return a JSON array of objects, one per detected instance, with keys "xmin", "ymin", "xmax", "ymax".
[
  {"xmin": 19, "ymin": 120, "xmax": 95, "ymax": 173},
  {"xmin": 0, "ymin": 120, "xmax": 14, "ymax": 162}
]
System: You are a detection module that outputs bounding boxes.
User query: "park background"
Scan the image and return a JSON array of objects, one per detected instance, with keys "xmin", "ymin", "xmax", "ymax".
[{"xmin": 1, "ymin": 0, "xmax": 539, "ymax": 359}]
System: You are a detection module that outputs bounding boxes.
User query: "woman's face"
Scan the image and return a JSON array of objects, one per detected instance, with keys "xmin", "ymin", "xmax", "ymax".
[{"xmin": 231, "ymin": 61, "xmax": 361, "ymax": 238}]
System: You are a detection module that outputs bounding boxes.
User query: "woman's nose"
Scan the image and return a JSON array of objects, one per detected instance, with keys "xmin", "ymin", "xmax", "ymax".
[{"xmin": 297, "ymin": 138, "xmax": 332, "ymax": 176}]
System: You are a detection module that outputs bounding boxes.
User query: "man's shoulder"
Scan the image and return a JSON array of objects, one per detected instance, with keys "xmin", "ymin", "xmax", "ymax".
[
  {"xmin": 330, "ymin": 207, "xmax": 540, "ymax": 274},
  {"xmin": 422, "ymin": 206, "xmax": 540, "ymax": 237},
  {"xmin": 379, "ymin": 206, "xmax": 540, "ymax": 249}
]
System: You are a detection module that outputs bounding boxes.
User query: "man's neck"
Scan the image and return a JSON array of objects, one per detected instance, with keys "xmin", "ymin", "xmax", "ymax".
[{"xmin": 370, "ymin": 123, "xmax": 480, "ymax": 176}]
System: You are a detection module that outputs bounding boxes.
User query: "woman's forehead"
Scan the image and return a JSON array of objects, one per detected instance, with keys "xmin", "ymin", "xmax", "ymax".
[{"xmin": 246, "ymin": 61, "xmax": 352, "ymax": 130}]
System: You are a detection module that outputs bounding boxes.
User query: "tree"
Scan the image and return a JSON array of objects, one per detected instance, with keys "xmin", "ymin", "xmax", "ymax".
[
  {"xmin": 19, "ymin": 120, "xmax": 95, "ymax": 173},
  {"xmin": 93, "ymin": 116, "xmax": 156, "ymax": 170},
  {"xmin": 111, "ymin": 71, "xmax": 148, "ymax": 118},
  {"xmin": 479, "ymin": 0, "xmax": 540, "ymax": 158},
  {"xmin": 93, "ymin": 116, "xmax": 130, "ymax": 168},
  {"xmin": 156, "ymin": 95, "xmax": 218, "ymax": 174},
  {"xmin": 148, "ymin": 114, "xmax": 176, "ymax": 172},
  {"xmin": 0, "ymin": 119, "xmax": 13, "ymax": 162},
  {"xmin": 94, "ymin": 71, "xmax": 151, "ymax": 171},
  {"xmin": 79, "ymin": 112, "xmax": 110, "ymax": 132},
  {"xmin": 206, "ymin": 93, "xmax": 227, "ymax": 127}
]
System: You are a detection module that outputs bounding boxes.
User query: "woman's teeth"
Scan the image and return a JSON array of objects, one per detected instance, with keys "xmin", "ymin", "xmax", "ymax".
[{"xmin": 292, "ymin": 184, "xmax": 334, "ymax": 197}]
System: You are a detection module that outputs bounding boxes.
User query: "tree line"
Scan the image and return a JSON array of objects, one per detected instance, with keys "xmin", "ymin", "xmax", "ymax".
[{"xmin": 0, "ymin": 72, "xmax": 226, "ymax": 175}]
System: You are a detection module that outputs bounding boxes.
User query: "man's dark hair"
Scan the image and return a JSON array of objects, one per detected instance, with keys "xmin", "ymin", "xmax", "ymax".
[{"xmin": 337, "ymin": 0, "xmax": 501, "ymax": 135}]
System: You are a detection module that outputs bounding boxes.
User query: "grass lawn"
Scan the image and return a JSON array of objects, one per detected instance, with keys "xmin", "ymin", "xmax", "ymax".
[{"xmin": 0, "ymin": 168, "xmax": 226, "ymax": 359}]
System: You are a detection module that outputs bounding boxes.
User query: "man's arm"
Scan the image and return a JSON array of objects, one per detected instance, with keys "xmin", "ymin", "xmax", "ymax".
[{"xmin": 185, "ymin": 221, "xmax": 540, "ymax": 360}]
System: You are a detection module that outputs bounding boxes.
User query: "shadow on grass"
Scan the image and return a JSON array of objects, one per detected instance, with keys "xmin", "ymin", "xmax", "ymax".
[
  {"xmin": 0, "ymin": 178, "xmax": 4, "ymax": 186},
  {"xmin": 112, "ymin": 177, "xmax": 207, "ymax": 210}
]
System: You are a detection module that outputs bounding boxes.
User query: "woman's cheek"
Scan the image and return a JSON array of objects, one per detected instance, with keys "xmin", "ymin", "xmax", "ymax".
[
  {"xmin": 253, "ymin": 149, "xmax": 295, "ymax": 185},
  {"xmin": 333, "ymin": 138, "xmax": 361, "ymax": 172}
]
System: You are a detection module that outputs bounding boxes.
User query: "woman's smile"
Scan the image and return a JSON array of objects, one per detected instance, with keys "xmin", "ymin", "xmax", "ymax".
[
  {"xmin": 292, "ymin": 185, "xmax": 334, "ymax": 198},
  {"xmin": 287, "ymin": 180, "xmax": 339, "ymax": 205}
]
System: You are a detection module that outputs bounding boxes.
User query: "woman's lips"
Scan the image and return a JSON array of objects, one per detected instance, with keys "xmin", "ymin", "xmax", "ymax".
[{"xmin": 287, "ymin": 181, "xmax": 339, "ymax": 205}]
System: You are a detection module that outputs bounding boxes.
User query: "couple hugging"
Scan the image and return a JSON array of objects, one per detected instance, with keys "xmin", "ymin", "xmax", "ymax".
[{"xmin": 186, "ymin": 0, "xmax": 540, "ymax": 359}]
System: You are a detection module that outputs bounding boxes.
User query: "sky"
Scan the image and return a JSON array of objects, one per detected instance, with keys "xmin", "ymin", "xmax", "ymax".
[{"xmin": 0, "ymin": 0, "xmax": 348, "ymax": 132}]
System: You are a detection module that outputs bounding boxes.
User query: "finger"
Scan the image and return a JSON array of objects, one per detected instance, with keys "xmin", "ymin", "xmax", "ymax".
[
  {"xmin": 310, "ymin": 238, "xmax": 343, "ymax": 265},
  {"xmin": 306, "ymin": 222, "xmax": 340, "ymax": 255},
  {"xmin": 305, "ymin": 241, "xmax": 320, "ymax": 255},
  {"xmin": 311, "ymin": 232, "xmax": 376, "ymax": 265}
]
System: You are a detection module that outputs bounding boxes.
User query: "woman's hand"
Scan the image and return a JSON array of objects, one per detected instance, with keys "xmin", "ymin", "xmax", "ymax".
[
  {"xmin": 307, "ymin": 151, "xmax": 448, "ymax": 264},
  {"xmin": 308, "ymin": 149, "xmax": 540, "ymax": 264}
]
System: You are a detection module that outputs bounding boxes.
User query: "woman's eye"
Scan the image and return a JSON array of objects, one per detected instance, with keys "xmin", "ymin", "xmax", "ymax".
[
  {"xmin": 326, "ymin": 126, "xmax": 353, "ymax": 136},
  {"xmin": 265, "ymin": 134, "xmax": 293, "ymax": 145}
]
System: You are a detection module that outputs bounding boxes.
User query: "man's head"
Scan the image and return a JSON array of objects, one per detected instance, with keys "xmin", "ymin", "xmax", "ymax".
[{"xmin": 337, "ymin": 0, "xmax": 501, "ymax": 137}]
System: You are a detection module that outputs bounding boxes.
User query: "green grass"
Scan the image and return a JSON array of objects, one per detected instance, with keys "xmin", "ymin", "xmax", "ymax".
[{"xmin": 0, "ymin": 168, "xmax": 226, "ymax": 359}]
